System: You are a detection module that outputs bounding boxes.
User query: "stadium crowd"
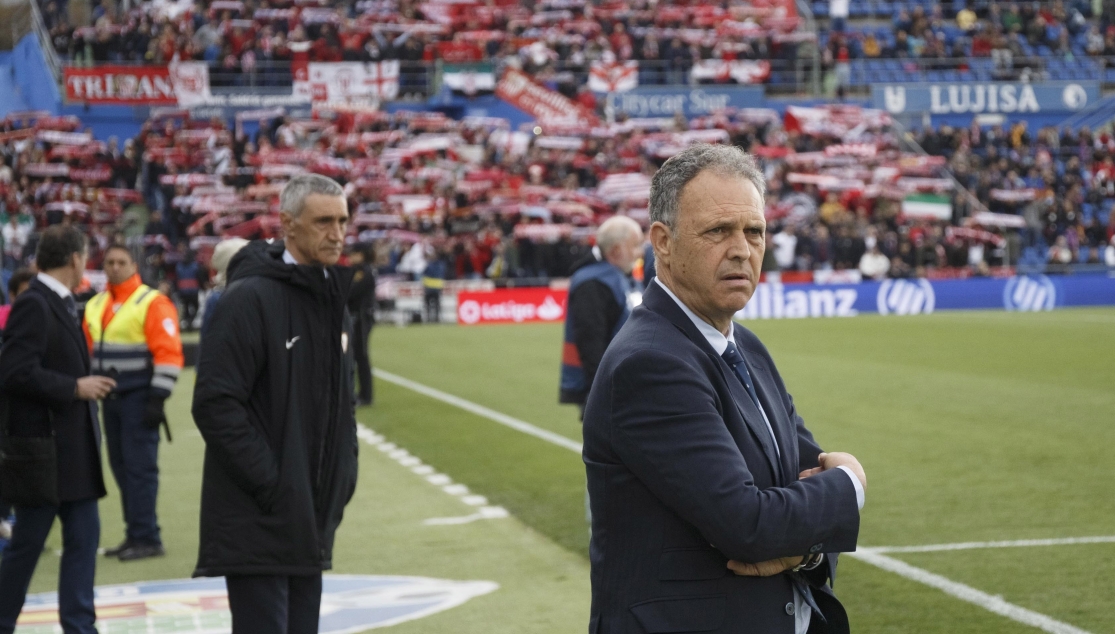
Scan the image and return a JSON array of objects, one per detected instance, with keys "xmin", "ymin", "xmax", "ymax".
[
  {"xmin": 39, "ymin": 0, "xmax": 807, "ymax": 88},
  {"xmin": 3, "ymin": 97, "xmax": 1115, "ymax": 317}
]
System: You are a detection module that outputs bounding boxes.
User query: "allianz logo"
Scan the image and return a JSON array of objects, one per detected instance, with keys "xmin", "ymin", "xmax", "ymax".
[
  {"xmin": 877, "ymin": 279, "xmax": 936, "ymax": 316},
  {"xmin": 736, "ymin": 283, "xmax": 859, "ymax": 319},
  {"xmin": 1003, "ymin": 275, "xmax": 1056, "ymax": 311}
]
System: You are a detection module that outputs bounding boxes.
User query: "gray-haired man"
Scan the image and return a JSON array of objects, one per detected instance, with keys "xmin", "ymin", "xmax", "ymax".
[{"xmin": 192, "ymin": 174, "xmax": 359, "ymax": 634}]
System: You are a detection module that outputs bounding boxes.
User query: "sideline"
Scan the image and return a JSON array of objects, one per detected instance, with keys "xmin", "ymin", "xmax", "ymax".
[
  {"xmin": 867, "ymin": 535, "xmax": 1115, "ymax": 554},
  {"xmin": 373, "ymin": 369, "xmax": 583, "ymax": 453},
  {"xmin": 356, "ymin": 423, "xmax": 510, "ymax": 525},
  {"xmin": 847, "ymin": 550, "xmax": 1092, "ymax": 634}
]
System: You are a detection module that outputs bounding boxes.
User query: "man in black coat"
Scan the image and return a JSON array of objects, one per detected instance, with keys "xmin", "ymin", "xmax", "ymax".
[
  {"xmin": 346, "ymin": 244, "xmax": 376, "ymax": 406},
  {"xmin": 0, "ymin": 225, "xmax": 116, "ymax": 634},
  {"xmin": 192, "ymin": 174, "xmax": 358, "ymax": 634}
]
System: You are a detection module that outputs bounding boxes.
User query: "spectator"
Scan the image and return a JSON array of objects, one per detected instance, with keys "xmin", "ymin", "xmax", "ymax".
[
  {"xmin": 771, "ymin": 225, "xmax": 798, "ymax": 271},
  {"xmin": 199, "ymin": 237, "xmax": 249, "ymax": 337},
  {"xmin": 858, "ymin": 245, "xmax": 891, "ymax": 280}
]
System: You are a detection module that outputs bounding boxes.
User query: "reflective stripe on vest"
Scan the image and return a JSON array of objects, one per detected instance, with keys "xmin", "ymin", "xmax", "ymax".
[{"xmin": 85, "ymin": 285, "xmax": 159, "ymax": 392}]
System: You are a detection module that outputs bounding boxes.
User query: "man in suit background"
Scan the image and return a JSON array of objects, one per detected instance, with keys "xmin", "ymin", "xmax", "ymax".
[
  {"xmin": 583, "ymin": 144, "xmax": 867, "ymax": 634},
  {"xmin": 0, "ymin": 225, "xmax": 116, "ymax": 634}
]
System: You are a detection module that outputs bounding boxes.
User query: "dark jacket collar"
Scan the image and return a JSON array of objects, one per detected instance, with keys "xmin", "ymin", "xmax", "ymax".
[{"xmin": 642, "ymin": 281, "xmax": 723, "ymax": 358}]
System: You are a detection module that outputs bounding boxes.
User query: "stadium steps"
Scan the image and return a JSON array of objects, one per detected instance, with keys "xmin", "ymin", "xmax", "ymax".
[
  {"xmin": 0, "ymin": 57, "xmax": 30, "ymax": 114},
  {"xmin": 1059, "ymin": 93, "xmax": 1115, "ymax": 131}
]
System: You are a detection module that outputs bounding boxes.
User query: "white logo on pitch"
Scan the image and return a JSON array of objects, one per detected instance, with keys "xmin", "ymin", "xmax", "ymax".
[
  {"xmin": 458, "ymin": 300, "xmax": 481, "ymax": 324},
  {"xmin": 1003, "ymin": 276, "xmax": 1055, "ymax": 311},
  {"xmin": 877, "ymin": 279, "xmax": 935, "ymax": 316}
]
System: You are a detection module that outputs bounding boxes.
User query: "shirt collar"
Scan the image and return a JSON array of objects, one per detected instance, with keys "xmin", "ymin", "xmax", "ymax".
[
  {"xmin": 653, "ymin": 277, "xmax": 733, "ymax": 355},
  {"xmin": 36, "ymin": 272, "xmax": 73, "ymax": 300},
  {"xmin": 107, "ymin": 273, "xmax": 142, "ymax": 301},
  {"xmin": 283, "ymin": 248, "xmax": 329, "ymax": 278}
]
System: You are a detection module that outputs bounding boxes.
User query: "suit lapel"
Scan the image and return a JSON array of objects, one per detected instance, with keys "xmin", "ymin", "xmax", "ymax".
[
  {"xmin": 32, "ymin": 280, "xmax": 90, "ymax": 373},
  {"xmin": 643, "ymin": 284, "xmax": 782, "ymax": 484},
  {"xmin": 736, "ymin": 340, "xmax": 797, "ymax": 486}
]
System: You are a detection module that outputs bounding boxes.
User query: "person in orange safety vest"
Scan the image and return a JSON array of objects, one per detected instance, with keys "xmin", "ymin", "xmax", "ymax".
[{"xmin": 82, "ymin": 245, "xmax": 183, "ymax": 562}]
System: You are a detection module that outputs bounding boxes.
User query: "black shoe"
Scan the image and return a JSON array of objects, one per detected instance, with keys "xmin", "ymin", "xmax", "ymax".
[
  {"xmin": 117, "ymin": 543, "xmax": 165, "ymax": 561},
  {"xmin": 103, "ymin": 540, "xmax": 133, "ymax": 557},
  {"xmin": 357, "ymin": 398, "xmax": 373, "ymax": 406}
]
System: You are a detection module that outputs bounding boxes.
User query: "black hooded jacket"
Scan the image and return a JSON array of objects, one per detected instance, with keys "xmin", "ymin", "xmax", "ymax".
[{"xmin": 191, "ymin": 240, "xmax": 358, "ymax": 577}]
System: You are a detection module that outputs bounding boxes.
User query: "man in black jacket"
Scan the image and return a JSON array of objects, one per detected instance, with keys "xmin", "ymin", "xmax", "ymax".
[
  {"xmin": 0, "ymin": 226, "xmax": 115, "ymax": 634},
  {"xmin": 192, "ymin": 174, "xmax": 358, "ymax": 634},
  {"xmin": 346, "ymin": 244, "xmax": 376, "ymax": 406}
]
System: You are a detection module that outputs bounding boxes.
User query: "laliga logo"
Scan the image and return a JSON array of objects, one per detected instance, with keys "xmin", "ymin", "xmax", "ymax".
[
  {"xmin": 458, "ymin": 299, "xmax": 482, "ymax": 325},
  {"xmin": 18, "ymin": 576, "xmax": 497, "ymax": 633},
  {"xmin": 1003, "ymin": 275, "xmax": 1055, "ymax": 311},
  {"xmin": 877, "ymin": 279, "xmax": 935, "ymax": 316}
]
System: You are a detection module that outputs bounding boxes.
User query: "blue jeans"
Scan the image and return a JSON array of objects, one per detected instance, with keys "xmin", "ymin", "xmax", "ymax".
[
  {"xmin": 103, "ymin": 389, "xmax": 162, "ymax": 546},
  {"xmin": 0, "ymin": 499, "xmax": 100, "ymax": 634}
]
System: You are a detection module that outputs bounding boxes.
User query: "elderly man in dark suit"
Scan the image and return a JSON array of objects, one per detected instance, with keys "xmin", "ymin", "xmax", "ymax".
[
  {"xmin": 0, "ymin": 226, "xmax": 115, "ymax": 634},
  {"xmin": 583, "ymin": 144, "xmax": 867, "ymax": 634}
]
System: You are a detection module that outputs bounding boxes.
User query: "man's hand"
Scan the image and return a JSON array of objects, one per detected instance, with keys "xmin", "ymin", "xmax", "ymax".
[
  {"xmin": 727, "ymin": 556, "xmax": 804, "ymax": 577},
  {"xmin": 799, "ymin": 452, "xmax": 866, "ymax": 490},
  {"xmin": 75, "ymin": 376, "xmax": 116, "ymax": 400}
]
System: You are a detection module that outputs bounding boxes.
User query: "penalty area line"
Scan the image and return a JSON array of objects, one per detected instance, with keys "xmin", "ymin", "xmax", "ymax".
[{"xmin": 373, "ymin": 369, "xmax": 583, "ymax": 454}]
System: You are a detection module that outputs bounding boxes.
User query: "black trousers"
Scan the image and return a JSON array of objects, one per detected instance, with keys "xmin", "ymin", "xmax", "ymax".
[
  {"xmin": 226, "ymin": 573, "xmax": 322, "ymax": 634},
  {"xmin": 353, "ymin": 316, "xmax": 373, "ymax": 403}
]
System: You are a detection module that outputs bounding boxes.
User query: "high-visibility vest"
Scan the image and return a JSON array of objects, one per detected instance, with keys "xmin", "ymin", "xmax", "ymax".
[{"xmin": 85, "ymin": 285, "xmax": 160, "ymax": 393}]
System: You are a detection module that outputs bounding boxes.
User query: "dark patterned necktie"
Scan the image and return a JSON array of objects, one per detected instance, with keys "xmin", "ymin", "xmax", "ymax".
[
  {"xmin": 721, "ymin": 341, "xmax": 763, "ymax": 413},
  {"xmin": 64, "ymin": 295, "xmax": 78, "ymax": 322}
]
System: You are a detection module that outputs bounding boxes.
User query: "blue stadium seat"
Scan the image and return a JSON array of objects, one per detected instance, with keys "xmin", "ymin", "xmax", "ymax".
[{"xmin": 813, "ymin": 2, "xmax": 829, "ymax": 16}]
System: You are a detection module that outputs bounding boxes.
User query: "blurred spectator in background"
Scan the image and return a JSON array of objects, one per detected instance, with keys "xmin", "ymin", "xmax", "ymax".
[
  {"xmin": 0, "ymin": 269, "xmax": 35, "ymax": 333},
  {"xmin": 858, "ymin": 245, "xmax": 891, "ymax": 280},
  {"xmin": 2, "ymin": 215, "xmax": 31, "ymax": 272},
  {"xmin": 200, "ymin": 238, "xmax": 249, "ymax": 337},
  {"xmin": 174, "ymin": 247, "xmax": 202, "ymax": 332},
  {"xmin": 422, "ymin": 248, "xmax": 447, "ymax": 324},
  {"xmin": 346, "ymin": 244, "xmax": 377, "ymax": 406},
  {"xmin": 559, "ymin": 216, "xmax": 643, "ymax": 416},
  {"xmin": 1106, "ymin": 236, "xmax": 1115, "ymax": 266}
]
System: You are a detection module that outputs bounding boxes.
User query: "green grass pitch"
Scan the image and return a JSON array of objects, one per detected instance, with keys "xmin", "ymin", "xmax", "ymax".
[{"xmin": 19, "ymin": 307, "xmax": 1115, "ymax": 633}]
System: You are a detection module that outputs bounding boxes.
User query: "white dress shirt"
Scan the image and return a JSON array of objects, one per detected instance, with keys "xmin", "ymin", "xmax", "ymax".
[
  {"xmin": 36, "ymin": 272, "xmax": 73, "ymax": 299},
  {"xmin": 653, "ymin": 277, "xmax": 864, "ymax": 634},
  {"xmin": 283, "ymin": 249, "xmax": 328, "ymax": 278}
]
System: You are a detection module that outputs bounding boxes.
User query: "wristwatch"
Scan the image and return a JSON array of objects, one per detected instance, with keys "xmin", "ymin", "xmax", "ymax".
[{"xmin": 792, "ymin": 552, "xmax": 824, "ymax": 572}]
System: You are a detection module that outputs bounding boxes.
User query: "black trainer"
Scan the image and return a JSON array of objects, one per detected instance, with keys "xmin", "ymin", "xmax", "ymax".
[
  {"xmin": 103, "ymin": 540, "xmax": 132, "ymax": 557},
  {"xmin": 117, "ymin": 543, "xmax": 166, "ymax": 562}
]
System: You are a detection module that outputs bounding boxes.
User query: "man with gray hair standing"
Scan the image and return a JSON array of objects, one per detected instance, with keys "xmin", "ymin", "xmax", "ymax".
[
  {"xmin": 583, "ymin": 145, "xmax": 865, "ymax": 633},
  {"xmin": 192, "ymin": 174, "xmax": 359, "ymax": 634},
  {"xmin": 559, "ymin": 215, "xmax": 644, "ymax": 416}
]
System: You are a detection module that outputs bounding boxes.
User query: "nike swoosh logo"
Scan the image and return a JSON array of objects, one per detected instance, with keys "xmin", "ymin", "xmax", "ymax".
[{"xmin": 286, "ymin": 336, "xmax": 300, "ymax": 350}]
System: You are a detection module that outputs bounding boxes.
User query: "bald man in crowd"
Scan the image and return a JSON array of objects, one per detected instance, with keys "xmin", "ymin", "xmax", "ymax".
[{"xmin": 559, "ymin": 216, "xmax": 645, "ymax": 416}]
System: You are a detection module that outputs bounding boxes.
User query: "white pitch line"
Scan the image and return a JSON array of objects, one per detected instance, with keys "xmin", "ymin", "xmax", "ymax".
[
  {"xmin": 374, "ymin": 369, "xmax": 583, "ymax": 454},
  {"xmin": 356, "ymin": 423, "xmax": 507, "ymax": 525},
  {"xmin": 848, "ymin": 550, "xmax": 1093, "ymax": 634},
  {"xmin": 868, "ymin": 535, "xmax": 1115, "ymax": 554}
]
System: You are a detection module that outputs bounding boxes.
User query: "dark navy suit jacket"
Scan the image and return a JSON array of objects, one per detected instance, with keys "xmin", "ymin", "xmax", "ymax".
[
  {"xmin": 0, "ymin": 278, "xmax": 105, "ymax": 502},
  {"xmin": 583, "ymin": 282, "xmax": 860, "ymax": 634}
]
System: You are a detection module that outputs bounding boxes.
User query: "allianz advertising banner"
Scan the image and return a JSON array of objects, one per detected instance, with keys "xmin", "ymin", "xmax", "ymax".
[
  {"xmin": 735, "ymin": 273, "xmax": 1115, "ymax": 320},
  {"xmin": 607, "ymin": 86, "xmax": 763, "ymax": 118},
  {"xmin": 872, "ymin": 81, "xmax": 1099, "ymax": 116}
]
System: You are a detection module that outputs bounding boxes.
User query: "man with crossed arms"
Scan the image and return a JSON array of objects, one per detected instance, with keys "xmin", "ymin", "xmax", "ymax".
[{"xmin": 583, "ymin": 144, "xmax": 866, "ymax": 634}]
